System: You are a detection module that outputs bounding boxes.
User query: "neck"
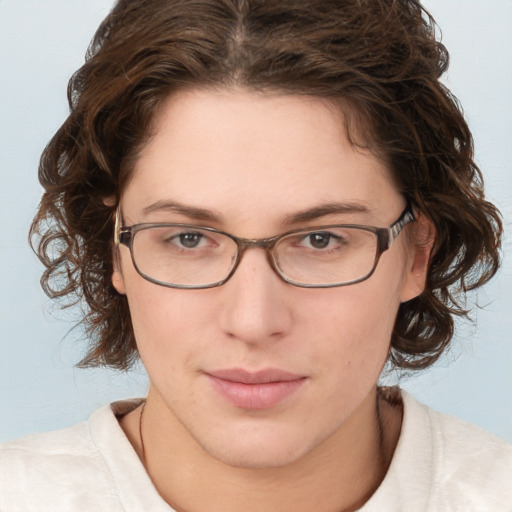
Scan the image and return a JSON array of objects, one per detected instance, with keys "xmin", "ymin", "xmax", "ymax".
[{"xmin": 122, "ymin": 386, "xmax": 402, "ymax": 512}]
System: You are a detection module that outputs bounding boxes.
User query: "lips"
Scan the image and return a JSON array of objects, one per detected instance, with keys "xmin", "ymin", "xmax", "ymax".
[{"xmin": 206, "ymin": 368, "xmax": 307, "ymax": 410}]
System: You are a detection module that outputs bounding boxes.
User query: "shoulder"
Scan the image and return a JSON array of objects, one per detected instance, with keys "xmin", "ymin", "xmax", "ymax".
[
  {"xmin": 0, "ymin": 415, "xmax": 102, "ymax": 474},
  {"xmin": 364, "ymin": 389, "xmax": 512, "ymax": 511},
  {"xmin": 0, "ymin": 403, "xmax": 133, "ymax": 512},
  {"xmin": 0, "ymin": 399, "xmax": 172, "ymax": 512},
  {"xmin": 402, "ymin": 390, "xmax": 512, "ymax": 471},
  {"xmin": 402, "ymin": 391, "xmax": 512, "ymax": 509}
]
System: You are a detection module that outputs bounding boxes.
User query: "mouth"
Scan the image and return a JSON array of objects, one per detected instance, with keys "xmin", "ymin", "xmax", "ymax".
[{"xmin": 205, "ymin": 368, "xmax": 308, "ymax": 410}]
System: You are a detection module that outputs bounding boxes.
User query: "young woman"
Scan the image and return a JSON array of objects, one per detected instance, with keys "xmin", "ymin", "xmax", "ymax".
[{"xmin": 1, "ymin": 0, "xmax": 511, "ymax": 510}]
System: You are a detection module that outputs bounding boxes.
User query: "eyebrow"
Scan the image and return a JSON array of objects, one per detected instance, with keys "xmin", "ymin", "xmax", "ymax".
[
  {"xmin": 141, "ymin": 199, "xmax": 372, "ymax": 226},
  {"xmin": 282, "ymin": 201, "xmax": 372, "ymax": 225},
  {"xmin": 142, "ymin": 200, "xmax": 224, "ymax": 223}
]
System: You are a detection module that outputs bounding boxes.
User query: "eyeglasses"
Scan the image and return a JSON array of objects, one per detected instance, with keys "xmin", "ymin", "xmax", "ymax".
[{"xmin": 114, "ymin": 204, "xmax": 415, "ymax": 289}]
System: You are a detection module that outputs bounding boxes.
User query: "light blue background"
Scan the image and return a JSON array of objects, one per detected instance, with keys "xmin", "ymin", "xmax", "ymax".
[{"xmin": 1, "ymin": 1, "xmax": 511, "ymax": 443}]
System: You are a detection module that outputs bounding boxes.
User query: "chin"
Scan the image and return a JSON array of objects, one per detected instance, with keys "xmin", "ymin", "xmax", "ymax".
[{"xmin": 195, "ymin": 423, "xmax": 320, "ymax": 470}]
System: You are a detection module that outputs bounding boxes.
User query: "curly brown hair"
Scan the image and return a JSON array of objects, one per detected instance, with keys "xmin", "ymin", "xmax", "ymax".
[{"xmin": 30, "ymin": 0, "xmax": 502, "ymax": 370}]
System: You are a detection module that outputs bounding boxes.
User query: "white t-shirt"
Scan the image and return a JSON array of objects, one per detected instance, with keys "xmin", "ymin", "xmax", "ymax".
[{"xmin": 1, "ymin": 390, "xmax": 511, "ymax": 511}]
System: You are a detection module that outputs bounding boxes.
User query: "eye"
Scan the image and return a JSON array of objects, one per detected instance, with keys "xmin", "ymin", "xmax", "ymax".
[
  {"xmin": 282, "ymin": 229, "xmax": 348, "ymax": 253},
  {"xmin": 307, "ymin": 232, "xmax": 332, "ymax": 249},
  {"xmin": 138, "ymin": 226, "xmax": 225, "ymax": 258},
  {"xmin": 177, "ymin": 232, "xmax": 204, "ymax": 249}
]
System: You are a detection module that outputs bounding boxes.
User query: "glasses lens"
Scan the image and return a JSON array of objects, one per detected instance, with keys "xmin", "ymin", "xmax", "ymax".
[
  {"xmin": 132, "ymin": 226, "xmax": 238, "ymax": 287},
  {"xmin": 128, "ymin": 224, "xmax": 380, "ymax": 288},
  {"xmin": 274, "ymin": 227, "xmax": 379, "ymax": 286}
]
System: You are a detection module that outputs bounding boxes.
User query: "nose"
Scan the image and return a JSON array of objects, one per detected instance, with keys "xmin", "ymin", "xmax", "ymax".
[{"xmin": 217, "ymin": 248, "xmax": 293, "ymax": 346}]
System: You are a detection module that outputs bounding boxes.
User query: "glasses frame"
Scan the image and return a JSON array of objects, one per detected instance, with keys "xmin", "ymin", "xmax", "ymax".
[{"xmin": 114, "ymin": 203, "xmax": 415, "ymax": 289}]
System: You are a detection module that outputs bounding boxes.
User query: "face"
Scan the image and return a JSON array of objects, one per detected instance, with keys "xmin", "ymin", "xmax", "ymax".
[{"xmin": 113, "ymin": 87, "xmax": 428, "ymax": 468}]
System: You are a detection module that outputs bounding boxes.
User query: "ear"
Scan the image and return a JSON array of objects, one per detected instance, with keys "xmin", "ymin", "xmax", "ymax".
[
  {"xmin": 103, "ymin": 195, "xmax": 117, "ymax": 207},
  {"xmin": 111, "ymin": 246, "xmax": 127, "ymax": 295},
  {"xmin": 400, "ymin": 213, "xmax": 436, "ymax": 303},
  {"xmin": 106, "ymin": 198, "xmax": 126, "ymax": 295}
]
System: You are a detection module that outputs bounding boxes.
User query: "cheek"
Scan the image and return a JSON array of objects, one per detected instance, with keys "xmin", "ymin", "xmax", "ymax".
[
  {"xmin": 122, "ymin": 274, "xmax": 208, "ymax": 369},
  {"xmin": 301, "ymin": 269, "xmax": 403, "ymax": 375},
  {"xmin": 289, "ymin": 286, "xmax": 398, "ymax": 429}
]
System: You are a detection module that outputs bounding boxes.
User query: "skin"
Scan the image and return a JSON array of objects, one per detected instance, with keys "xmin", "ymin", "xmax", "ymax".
[{"xmin": 114, "ymin": 87, "xmax": 432, "ymax": 512}]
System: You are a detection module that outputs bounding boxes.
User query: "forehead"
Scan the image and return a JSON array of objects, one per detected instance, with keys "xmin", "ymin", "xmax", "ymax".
[{"xmin": 123, "ymin": 87, "xmax": 402, "ymax": 230}]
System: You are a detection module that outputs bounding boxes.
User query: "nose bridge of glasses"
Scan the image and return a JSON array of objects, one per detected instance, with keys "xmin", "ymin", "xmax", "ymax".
[
  {"xmin": 235, "ymin": 235, "xmax": 277, "ymax": 256},
  {"xmin": 232, "ymin": 236, "xmax": 280, "ymax": 274},
  {"xmin": 237, "ymin": 236, "xmax": 276, "ymax": 250}
]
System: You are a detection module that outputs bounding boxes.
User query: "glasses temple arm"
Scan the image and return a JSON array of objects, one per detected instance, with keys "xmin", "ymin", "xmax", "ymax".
[
  {"xmin": 387, "ymin": 204, "xmax": 416, "ymax": 249},
  {"xmin": 114, "ymin": 206, "xmax": 121, "ymax": 245}
]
